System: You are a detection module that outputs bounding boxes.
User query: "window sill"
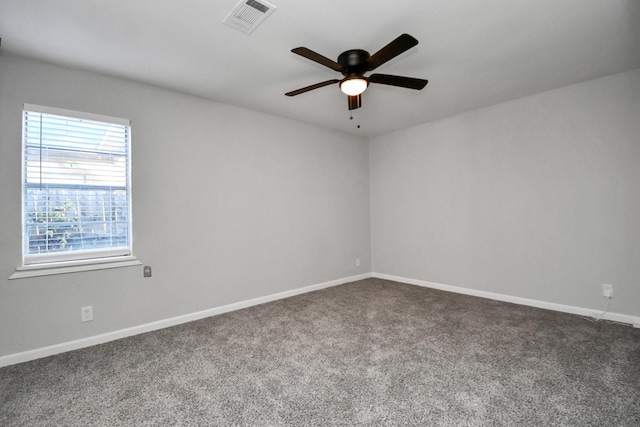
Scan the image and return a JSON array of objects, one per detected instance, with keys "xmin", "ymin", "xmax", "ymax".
[{"xmin": 9, "ymin": 256, "xmax": 142, "ymax": 279}]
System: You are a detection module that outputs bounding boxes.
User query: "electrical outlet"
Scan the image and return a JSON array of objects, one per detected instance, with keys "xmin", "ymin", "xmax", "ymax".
[
  {"xmin": 143, "ymin": 265, "xmax": 152, "ymax": 278},
  {"xmin": 356, "ymin": 258, "xmax": 361, "ymax": 267},
  {"xmin": 81, "ymin": 306, "xmax": 93, "ymax": 322},
  {"xmin": 602, "ymin": 284, "xmax": 613, "ymax": 298}
]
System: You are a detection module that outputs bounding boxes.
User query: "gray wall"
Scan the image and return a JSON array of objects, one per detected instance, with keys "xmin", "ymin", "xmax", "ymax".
[
  {"xmin": 2, "ymin": 52, "xmax": 638, "ymax": 359},
  {"xmin": 370, "ymin": 69, "xmax": 640, "ymax": 317},
  {"xmin": 0, "ymin": 55, "xmax": 371, "ymax": 357}
]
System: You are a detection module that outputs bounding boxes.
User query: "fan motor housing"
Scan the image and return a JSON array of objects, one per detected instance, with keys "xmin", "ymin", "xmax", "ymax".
[{"xmin": 337, "ymin": 49, "xmax": 371, "ymax": 76}]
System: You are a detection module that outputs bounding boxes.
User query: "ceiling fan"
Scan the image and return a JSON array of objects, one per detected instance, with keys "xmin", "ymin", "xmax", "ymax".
[{"xmin": 285, "ymin": 34, "xmax": 428, "ymax": 110}]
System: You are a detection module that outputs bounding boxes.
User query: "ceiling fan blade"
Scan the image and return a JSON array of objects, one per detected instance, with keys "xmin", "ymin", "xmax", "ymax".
[
  {"xmin": 369, "ymin": 73, "xmax": 428, "ymax": 90},
  {"xmin": 285, "ymin": 79, "xmax": 340, "ymax": 96},
  {"xmin": 348, "ymin": 94, "xmax": 362, "ymax": 110},
  {"xmin": 291, "ymin": 47, "xmax": 344, "ymax": 72},
  {"xmin": 367, "ymin": 34, "xmax": 419, "ymax": 71}
]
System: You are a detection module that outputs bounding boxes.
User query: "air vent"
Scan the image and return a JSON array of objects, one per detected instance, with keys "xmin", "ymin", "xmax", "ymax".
[{"xmin": 223, "ymin": 0, "xmax": 277, "ymax": 34}]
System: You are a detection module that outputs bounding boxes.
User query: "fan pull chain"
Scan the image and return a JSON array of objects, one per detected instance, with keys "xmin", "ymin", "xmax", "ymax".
[{"xmin": 349, "ymin": 113, "xmax": 361, "ymax": 129}]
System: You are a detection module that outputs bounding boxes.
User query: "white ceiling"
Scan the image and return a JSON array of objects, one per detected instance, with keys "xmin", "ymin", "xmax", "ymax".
[{"xmin": 1, "ymin": 0, "xmax": 639, "ymax": 137}]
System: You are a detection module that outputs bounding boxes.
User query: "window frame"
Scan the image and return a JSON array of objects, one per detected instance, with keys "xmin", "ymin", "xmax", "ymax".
[{"xmin": 12, "ymin": 104, "xmax": 138, "ymax": 277}]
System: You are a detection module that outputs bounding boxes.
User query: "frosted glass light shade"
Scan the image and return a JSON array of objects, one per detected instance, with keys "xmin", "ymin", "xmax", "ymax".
[{"xmin": 340, "ymin": 78, "xmax": 368, "ymax": 96}]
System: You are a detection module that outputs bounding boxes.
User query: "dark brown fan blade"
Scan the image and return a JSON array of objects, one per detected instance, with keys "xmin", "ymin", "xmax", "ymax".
[
  {"xmin": 285, "ymin": 79, "xmax": 340, "ymax": 96},
  {"xmin": 369, "ymin": 73, "xmax": 428, "ymax": 90},
  {"xmin": 366, "ymin": 34, "xmax": 419, "ymax": 71},
  {"xmin": 291, "ymin": 47, "xmax": 344, "ymax": 72},
  {"xmin": 348, "ymin": 94, "xmax": 362, "ymax": 110}
]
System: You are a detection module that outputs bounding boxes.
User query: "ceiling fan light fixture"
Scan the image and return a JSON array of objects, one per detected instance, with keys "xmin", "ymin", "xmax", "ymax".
[
  {"xmin": 340, "ymin": 77, "xmax": 368, "ymax": 96},
  {"xmin": 286, "ymin": 34, "xmax": 426, "ymax": 110}
]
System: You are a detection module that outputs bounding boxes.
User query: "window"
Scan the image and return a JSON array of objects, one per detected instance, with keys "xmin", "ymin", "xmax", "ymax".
[{"xmin": 22, "ymin": 104, "xmax": 132, "ymax": 266}]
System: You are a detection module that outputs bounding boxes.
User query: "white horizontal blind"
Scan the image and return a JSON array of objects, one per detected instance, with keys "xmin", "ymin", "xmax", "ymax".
[{"xmin": 22, "ymin": 104, "xmax": 132, "ymax": 265}]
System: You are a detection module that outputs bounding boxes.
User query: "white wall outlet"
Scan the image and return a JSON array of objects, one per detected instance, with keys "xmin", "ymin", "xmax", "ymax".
[
  {"xmin": 602, "ymin": 284, "xmax": 613, "ymax": 298},
  {"xmin": 356, "ymin": 258, "xmax": 361, "ymax": 267},
  {"xmin": 81, "ymin": 305, "xmax": 93, "ymax": 322},
  {"xmin": 143, "ymin": 265, "xmax": 152, "ymax": 278}
]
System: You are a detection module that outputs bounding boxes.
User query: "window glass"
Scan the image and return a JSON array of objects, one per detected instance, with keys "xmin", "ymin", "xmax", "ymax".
[{"xmin": 22, "ymin": 104, "xmax": 132, "ymax": 265}]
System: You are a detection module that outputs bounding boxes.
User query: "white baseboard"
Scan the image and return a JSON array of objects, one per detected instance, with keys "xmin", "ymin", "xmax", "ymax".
[
  {"xmin": 4, "ymin": 271, "xmax": 636, "ymax": 368},
  {"xmin": 372, "ymin": 272, "xmax": 640, "ymax": 328},
  {"xmin": 0, "ymin": 273, "xmax": 372, "ymax": 368}
]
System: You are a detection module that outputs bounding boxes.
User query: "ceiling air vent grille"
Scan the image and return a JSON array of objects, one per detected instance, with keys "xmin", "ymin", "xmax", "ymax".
[{"xmin": 223, "ymin": 0, "xmax": 277, "ymax": 34}]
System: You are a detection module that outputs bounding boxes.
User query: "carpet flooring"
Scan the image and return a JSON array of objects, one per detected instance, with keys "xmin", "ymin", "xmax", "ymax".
[{"xmin": 1, "ymin": 278, "xmax": 639, "ymax": 426}]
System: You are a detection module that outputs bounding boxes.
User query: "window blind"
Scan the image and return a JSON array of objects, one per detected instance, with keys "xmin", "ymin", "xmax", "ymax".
[{"xmin": 22, "ymin": 104, "xmax": 132, "ymax": 265}]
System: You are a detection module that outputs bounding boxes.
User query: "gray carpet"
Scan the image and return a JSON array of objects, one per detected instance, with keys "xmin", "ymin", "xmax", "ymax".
[{"xmin": 1, "ymin": 278, "xmax": 639, "ymax": 426}]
